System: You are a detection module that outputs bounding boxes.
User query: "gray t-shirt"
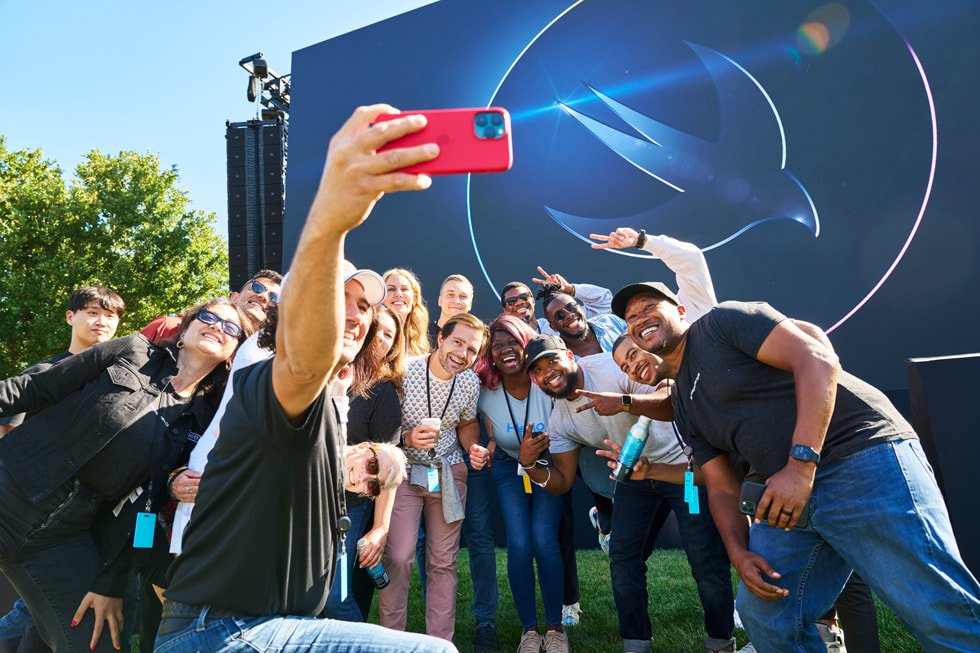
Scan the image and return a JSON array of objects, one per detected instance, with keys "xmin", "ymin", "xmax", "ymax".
[
  {"xmin": 547, "ymin": 353, "xmax": 687, "ymax": 495},
  {"xmin": 673, "ymin": 301, "xmax": 916, "ymax": 479}
]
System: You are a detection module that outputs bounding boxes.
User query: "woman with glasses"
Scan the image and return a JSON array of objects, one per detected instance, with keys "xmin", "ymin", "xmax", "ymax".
[
  {"xmin": 474, "ymin": 315, "xmax": 570, "ymax": 653},
  {"xmin": 0, "ymin": 298, "xmax": 251, "ymax": 653},
  {"xmin": 324, "ymin": 304, "xmax": 409, "ymax": 621},
  {"xmin": 382, "ymin": 268, "xmax": 430, "ymax": 356}
]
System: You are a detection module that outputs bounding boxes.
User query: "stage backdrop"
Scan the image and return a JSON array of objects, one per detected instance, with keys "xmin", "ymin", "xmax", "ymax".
[{"xmin": 283, "ymin": 0, "xmax": 979, "ymax": 394}]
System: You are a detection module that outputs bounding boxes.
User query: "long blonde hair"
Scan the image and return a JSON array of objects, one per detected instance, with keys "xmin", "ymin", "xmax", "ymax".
[{"xmin": 382, "ymin": 268, "xmax": 430, "ymax": 356}]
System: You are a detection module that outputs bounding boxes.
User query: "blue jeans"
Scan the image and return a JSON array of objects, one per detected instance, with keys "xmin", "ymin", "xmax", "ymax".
[
  {"xmin": 462, "ymin": 455, "xmax": 498, "ymax": 628},
  {"xmin": 154, "ymin": 607, "xmax": 457, "ymax": 653},
  {"xmin": 610, "ymin": 478, "xmax": 735, "ymax": 652},
  {"xmin": 322, "ymin": 501, "xmax": 374, "ymax": 622},
  {"xmin": 0, "ymin": 599, "xmax": 33, "ymax": 645},
  {"xmin": 492, "ymin": 451, "xmax": 564, "ymax": 628},
  {"xmin": 737, "ymin": 439, "xmax": 980, "ymax": 652}
]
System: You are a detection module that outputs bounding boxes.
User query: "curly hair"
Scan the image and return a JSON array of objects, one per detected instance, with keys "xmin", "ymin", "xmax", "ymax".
[{"xmin": 382, "ymin": 268, "xmax": 430, "ymax": 357}]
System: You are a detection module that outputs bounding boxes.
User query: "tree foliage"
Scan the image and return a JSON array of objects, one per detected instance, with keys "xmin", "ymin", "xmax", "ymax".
[{"xmin": 0, "ymin": 136, "xmax": 228, "ymax": 377}]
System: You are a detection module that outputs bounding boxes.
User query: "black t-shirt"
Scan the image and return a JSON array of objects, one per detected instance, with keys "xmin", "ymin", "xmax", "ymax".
[
  {"xmin": 345, "ymin": 381, "xmax": 401, "ymax": 509},
  {"xmin": 673, "ymin": 301, "xmax": 916, "ymax": 479},
  {"xmin": 165, "ymin": 358, "xmax": 344, "ymax": 617}
]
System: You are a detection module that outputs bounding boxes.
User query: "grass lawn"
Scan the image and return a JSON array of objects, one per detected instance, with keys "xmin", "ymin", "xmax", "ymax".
[{"xmin": 367, "ymin": 548, "xmax": 925, "ymax": 653}]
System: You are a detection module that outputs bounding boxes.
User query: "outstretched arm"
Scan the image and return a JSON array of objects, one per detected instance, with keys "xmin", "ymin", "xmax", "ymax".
[{"xmin": 273, "ymin": 106, "xmax": 437, "ymax": 421}]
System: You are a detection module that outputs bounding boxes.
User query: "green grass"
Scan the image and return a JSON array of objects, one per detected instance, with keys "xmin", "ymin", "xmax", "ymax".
[{"xmin": 367, "ymin": 548, "xmax": 925, "ymax": 653}]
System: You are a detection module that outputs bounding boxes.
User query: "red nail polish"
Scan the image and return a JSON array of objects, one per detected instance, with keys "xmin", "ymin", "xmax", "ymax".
[
  {"xmin": 70, "ymin": 619, "xmax": 78, "ymax": 627},
  {"xmin": 90, "ymin": 645, "xmax": 95, "ymax": 651}
]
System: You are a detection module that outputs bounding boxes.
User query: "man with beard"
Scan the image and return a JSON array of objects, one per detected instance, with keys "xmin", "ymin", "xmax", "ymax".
[
  {"xmin": 610, "ymin": 284, "xmax": 980, "ymax": 652},
  {"xmin": 499, "ymin": 267, "xmax": 613, "ymax": 336},
  {"xmin": 379, "ymin": 312, "xmax": 490, "ymax": 643},
  {"xmin": 154, "ymin": 104, "xmax": 454, "ymax": 653},
  {"xmin": 520, "ymin": 333, "xmax": 736, "ymax": 653}
]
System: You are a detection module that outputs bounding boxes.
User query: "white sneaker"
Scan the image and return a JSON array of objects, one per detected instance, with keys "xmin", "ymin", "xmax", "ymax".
[
  {"xmin": 815, "ymin": 622, "xmax": 846, "ymax": 653},
  {"xmin": 588, "ymin": 506, "xmax": 611, "ymax": 555},
  {"xmin": 543, "ymin": 629, "xmax": 570, "ymax": 653},
  {"xmin": 517, "ymin": 630, "xmax": 542, "ymax": 653},
  {"xmin": 735, "ymin": 644, "xmax": 757, "ymax": 653},
  {"xmin": 561, "ymin": 602, "xmax": 581, "ymax": 626}
]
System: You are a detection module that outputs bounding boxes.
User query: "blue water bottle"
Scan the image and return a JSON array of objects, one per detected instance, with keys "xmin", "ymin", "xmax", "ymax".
[
  {"xmin": 357, "ymin": 538, "xmax": 390, "ymax": 589},
  {"xmin": 613, "ymin": 417, "xmax": 652, "ymax": 483}
]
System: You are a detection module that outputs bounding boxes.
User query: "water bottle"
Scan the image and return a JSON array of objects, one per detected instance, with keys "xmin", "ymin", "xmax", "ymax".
[
  {"xmin": 356, "ymin": 538, "xmax": 390, "ymax": 589},
  {"xmin": 613, "ymin": 416, "xmax": 652, "ymax": 483}
]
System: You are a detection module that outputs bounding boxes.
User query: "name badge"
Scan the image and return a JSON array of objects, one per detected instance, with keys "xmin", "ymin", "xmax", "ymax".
[
  {"xmin": 427, "ymin": 468, "xmax": 440, "ymax": 492},
  {"xmin": 517, "ymin": 465, "xmax": 532, "ymax": 493},
  {"xmin": 133, "ymin": 512, "xmax": 156, "ymax": 548}
]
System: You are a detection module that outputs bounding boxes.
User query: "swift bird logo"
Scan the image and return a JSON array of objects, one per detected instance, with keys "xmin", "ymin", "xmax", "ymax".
[{"xmin": 544, "ymin": 41, "xmax": 820, "ymax": 254}]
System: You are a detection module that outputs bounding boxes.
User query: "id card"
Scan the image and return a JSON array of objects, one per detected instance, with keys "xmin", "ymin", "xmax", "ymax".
[
  {"xmin": 427, "ymin": 467, "xmax": 440, "ymax": 492},
  {"xmin": 133, "ymin": 512, "xmax": 156, "ymax": 548}
]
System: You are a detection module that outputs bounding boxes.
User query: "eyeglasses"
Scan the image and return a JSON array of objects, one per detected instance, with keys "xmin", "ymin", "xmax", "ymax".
[
  {"xmin": 195, "ymin": 309, "xmax": 243, "ymax": 338},
  {"xmin": 248, "ymin": 280, "xmax": 280, "ymax": 304},
  {"xmin": 550, "ymin": 300, "xmax": 581, "ymax": 323},
  {"xmin": 503, "ymin": 293, "xmax": 532, "ymax": 307},
  {"xmin": 365, "ymin": 446, "xmax": 381, "ymax": 497}
]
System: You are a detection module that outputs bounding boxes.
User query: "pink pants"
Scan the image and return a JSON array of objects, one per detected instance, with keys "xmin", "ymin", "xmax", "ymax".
[{"xmin": 378, "ymin": 462, "xmax": 468, "ymax": 641}]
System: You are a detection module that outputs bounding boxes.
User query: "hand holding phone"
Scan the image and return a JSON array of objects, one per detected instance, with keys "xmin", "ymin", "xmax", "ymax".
[{"xmin": 375, "ymin": 107, "xmax": 513, "ymax": 175}]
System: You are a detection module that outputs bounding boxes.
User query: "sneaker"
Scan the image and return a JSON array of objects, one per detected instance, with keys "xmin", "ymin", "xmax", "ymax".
[
  {"xmin": 735, "ymin": 645, "xmax": 757, "ymax": 653},
  {"xmin": 815, "ymin": 622, "xmax": 846, "ymax": 653},
  {"xmin": 561, "ymin": 602, "xmax": 582, "ymax": 626},
  {"xmin": 543, "ymin": 629, "xmax": 570, "ymax": 653},
  {"xmin": 474, "ymin": 623, "xmax": 501, "ymax": 652},
  {"xmin": 517, "ymin": 630, "xmax": 543, "ymax": 653},
  {"xmin": 588, "ymin": 506, "xmax": 611, "ymax": 555}
]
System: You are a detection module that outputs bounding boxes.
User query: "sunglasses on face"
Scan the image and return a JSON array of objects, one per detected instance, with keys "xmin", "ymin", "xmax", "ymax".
[
  {"xmin": 195, "ymin": 309, "xmax": 243, "ymax": 338},
  {"xmin": 365, "ymin": 446, "xmax": 381, "ymax": 497},
  {"xmin": 248, "ymin": 281, "xmax": 279, "ymax": 304},
  {"xmin": 550, "ymin": 301, "xmax": 581, "ymax": 323},
  {"xmin": 504, "ymin": 293, "xmax": 532, "ymax": 307}
]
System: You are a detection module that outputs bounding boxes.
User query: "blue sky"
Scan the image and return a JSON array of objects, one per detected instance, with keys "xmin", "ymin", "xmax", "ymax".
[{"xmin": 0, "ymin": 0, "xmax": 436, "ymax": 240}]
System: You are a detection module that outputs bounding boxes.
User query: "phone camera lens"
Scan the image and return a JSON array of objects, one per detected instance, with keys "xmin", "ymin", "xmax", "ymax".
[
  {"xmin": 490, "ymin": 113, "xmax": 503, "ymax": 126},
  {"xmin": 484, "ymin": 126, "xmax": 498, "ymax": 139},
  {"xmin": 476, "ymin": 114, "xmax": 489, "ymax": 127}
]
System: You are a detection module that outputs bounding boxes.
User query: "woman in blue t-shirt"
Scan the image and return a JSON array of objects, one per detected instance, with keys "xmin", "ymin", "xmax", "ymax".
[{"xmin": 474, "ymin": 315, "xmax": 569, "ymax": 653}]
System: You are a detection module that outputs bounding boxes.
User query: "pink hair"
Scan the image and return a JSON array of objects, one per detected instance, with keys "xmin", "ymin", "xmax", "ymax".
[{"xmin": 475, "ymin": 314, "xmax": 538, "ymax": 391}]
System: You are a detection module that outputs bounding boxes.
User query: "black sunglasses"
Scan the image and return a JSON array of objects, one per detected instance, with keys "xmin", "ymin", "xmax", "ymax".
[
  {"xmin": 550, "ymin": 300, "xmax": 581, "ymax": 323},
  {"xmin": 248, "ymin": 280, "xmax": 279, "ymax": 304},
  {"xmin": 504, "ymin": 292, "xmax": 533, "ymax": 307},
  {"xmin": 195, "ymin": 309, "xmax": 243, "ymax": 338}
]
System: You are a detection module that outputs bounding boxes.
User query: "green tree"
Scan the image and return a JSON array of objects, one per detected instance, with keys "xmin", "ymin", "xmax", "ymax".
[{"xmin": 0, "ymin": 136, "xmax": 228, "ymax": 377}]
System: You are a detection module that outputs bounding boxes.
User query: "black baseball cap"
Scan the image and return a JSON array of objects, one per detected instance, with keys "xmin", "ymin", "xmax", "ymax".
[
  {"xmin": 611, "ymin": 282, "xmax": 680, "ymax": 319},
  {"xmin": 523, "ymin": 333, "xmax": 568, "ymax": 368}
]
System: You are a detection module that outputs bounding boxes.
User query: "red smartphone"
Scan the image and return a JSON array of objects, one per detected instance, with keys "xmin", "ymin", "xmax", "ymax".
[{"xmin": 374, "ymin": 107, "xmax": 513, "ymax": 175}]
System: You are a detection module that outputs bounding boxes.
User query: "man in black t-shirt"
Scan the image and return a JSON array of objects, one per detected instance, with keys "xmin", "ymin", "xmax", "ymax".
[
  {"xmin": 608, "ymin": 283, "xmax": 980, "ymax": 653},
  {"xmin": 155, "ymin": 106, "xmax": 456, "ymax": 653}
]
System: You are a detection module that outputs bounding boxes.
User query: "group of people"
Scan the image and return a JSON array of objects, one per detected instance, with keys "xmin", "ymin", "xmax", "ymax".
[{"xmin": 0, "ymin": 104, "xmax": 978, "ymax": 653}]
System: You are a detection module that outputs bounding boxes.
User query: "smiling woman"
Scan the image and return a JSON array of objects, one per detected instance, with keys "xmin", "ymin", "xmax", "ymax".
[{"xmin": 0, "ymin": 298, "xmax": 250, "ymax": 653}]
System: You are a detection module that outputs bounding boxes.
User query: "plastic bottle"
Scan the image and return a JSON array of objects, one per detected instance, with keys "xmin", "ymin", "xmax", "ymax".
[
  {"xmin": 613, "ymin": 416, "xmax": 652, "ymax": 483},
  {"xmin": 357, "ymin": 538, "xmax": 390, "ymax": 589}
]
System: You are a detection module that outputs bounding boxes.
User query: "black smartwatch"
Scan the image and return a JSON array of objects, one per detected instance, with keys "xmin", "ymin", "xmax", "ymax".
[
  {"xmin": 621, "ymin": 394, "xmax": 632, "ymax": 412},
  {"xmin": 790, "ymin": 444, "xmax": 821, "ymax": 465}
]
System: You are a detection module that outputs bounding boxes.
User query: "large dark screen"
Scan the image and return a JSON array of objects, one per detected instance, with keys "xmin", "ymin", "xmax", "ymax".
[{"xmin": 284, "ymin": 0, "xmax": 979, "ymax": 391}]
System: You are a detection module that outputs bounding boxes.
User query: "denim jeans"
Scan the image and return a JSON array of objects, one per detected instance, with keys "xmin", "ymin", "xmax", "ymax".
[
  {"xmin": 736, "ymin": 439, "xmax": 980, "ymax": 652},
  {"xmin": 0, "ymin": 599, "xmax": 32, "ymax": 642},
  {"xmin": 492, "ymin": 450, "xmax": 564, "ymax": 628},
  {"xmin": 462, "ymin": 457, "xmax": 498, "ymax": 628},
  {"xmin": 322, "ymin": 501, "xmax": 374, "ymax": 621},
  {"xmin": 154, "ymin": 607, "xmax": 457, "ymax": 653},
  {"xmin": 610, "ymin": 478, "xmax": 735, "ymax": 652}
]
